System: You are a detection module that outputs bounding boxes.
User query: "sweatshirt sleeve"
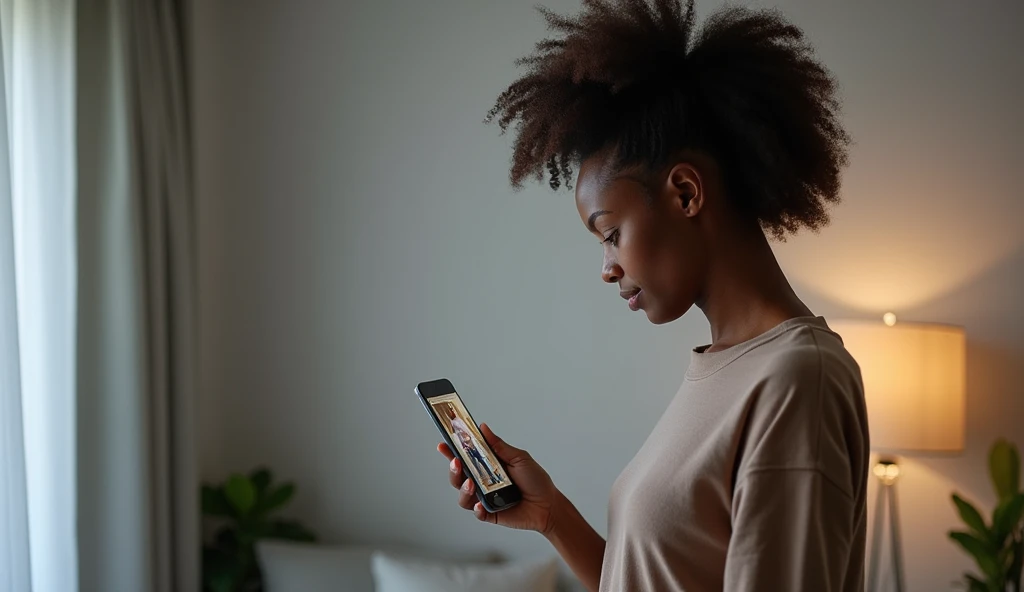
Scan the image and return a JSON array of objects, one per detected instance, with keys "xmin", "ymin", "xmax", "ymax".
[{"xmin": 723, "ymin": 467, "xmax": 859, "ymax": 592}]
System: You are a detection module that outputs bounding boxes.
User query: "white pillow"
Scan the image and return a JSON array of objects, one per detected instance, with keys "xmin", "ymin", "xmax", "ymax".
[
  {"xmin": 372, "ymin": 552, "xmax": 559, "ymax": 592},
  {"xmin": 257, "ymin": 540, "xmax": 496, "ymax": 592},
  {"xmin": 258, "ymin": 541, "xmax": 379, "ymax": 592}
]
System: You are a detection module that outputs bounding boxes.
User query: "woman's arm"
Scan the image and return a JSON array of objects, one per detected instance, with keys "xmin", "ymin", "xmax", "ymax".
[{"xmin": 544, "ymin": 492, "xmax": 606, "ymax": 592}]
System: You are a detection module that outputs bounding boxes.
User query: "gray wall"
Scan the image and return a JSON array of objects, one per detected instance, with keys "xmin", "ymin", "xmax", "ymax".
[{"xmin": 192, "ymin": 1, "xmax": 1024, "ymax": 589}]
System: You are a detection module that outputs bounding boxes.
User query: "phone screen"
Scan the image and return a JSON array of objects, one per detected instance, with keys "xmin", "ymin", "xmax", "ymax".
[{"xmin": 427, "ymin": 392, "xmax": 512, "ymax": 494}]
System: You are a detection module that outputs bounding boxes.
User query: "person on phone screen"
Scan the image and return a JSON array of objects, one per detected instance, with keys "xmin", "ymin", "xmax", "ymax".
[
  {"xmin": 447, "ymin": 404, "xmax": 502, "ymax": 485},
  {"xmin": 435, "ymin": 1, "xmax": 869, "ymax": 591}
]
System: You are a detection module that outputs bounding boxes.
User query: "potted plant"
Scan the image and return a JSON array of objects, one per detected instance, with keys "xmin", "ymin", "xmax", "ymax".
[
  {"xmin": 201, "ymin": 467, "xmax": 317, "ymax": 592},
  {"xmin": 950, "ymin": 439, "xmax": 1024, "ymax": 592}
]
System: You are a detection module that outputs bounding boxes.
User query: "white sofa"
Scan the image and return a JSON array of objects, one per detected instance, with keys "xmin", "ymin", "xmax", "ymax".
[{"xmin": 257, "ymin": 540, "xmax": 578, "ymax": 592}]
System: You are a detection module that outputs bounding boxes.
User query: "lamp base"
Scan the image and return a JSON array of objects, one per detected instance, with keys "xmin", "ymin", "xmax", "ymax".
[{"xmin": 868, "ymin": 458, "xmax": 905, "ymax": 592}]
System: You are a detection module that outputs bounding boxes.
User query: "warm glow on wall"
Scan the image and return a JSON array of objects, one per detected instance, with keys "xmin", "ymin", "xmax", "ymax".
[
  {"xmin": 773, "ymin": 171, "xmax": 1024, "ymax": 314},
  {"xmin": 831, "ymin": 317, "xmax": 966, "ymax": 455}
]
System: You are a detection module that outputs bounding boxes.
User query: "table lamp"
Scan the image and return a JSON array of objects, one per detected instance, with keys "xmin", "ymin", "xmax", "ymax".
[{"xmin": 831, "ymin": 314, "xmax": 966, "ymax": 592}]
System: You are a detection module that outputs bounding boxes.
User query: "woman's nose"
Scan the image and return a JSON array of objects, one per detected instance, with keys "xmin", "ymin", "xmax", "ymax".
[{"xmin": 602, "ymin": 253, "xmax": 622, "ymax": 284}]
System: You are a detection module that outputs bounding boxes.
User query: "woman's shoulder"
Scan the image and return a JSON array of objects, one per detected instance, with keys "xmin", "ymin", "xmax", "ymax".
[
  {"xmin": 758, "ymin": 320, "xmax": 861, "ymax": 390},
  {"xmin": 734, "ymin": 323, "xmax": 870, "ymax": 490}
]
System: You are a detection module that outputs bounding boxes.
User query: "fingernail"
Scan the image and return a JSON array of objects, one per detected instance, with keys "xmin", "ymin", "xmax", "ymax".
[{"xmin": 450, "ymin": 459, "xmax": 457, "ymax": 472}]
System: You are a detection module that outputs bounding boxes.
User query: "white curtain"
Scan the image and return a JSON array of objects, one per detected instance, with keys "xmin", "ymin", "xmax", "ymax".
[
  {"xmin": 0, "ymin": 2, "xmax": 78, "ymax": 592},
  {"xmin": 0, "ymin": 25, "xmax": 32, "ymax": 591},
  {"xmin": 1, "ymin": 0, "xmax": 197, "ymax": 590}
]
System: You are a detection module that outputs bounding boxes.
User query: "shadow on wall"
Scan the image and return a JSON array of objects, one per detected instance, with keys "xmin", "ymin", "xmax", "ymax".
[{"xmin": 908, "ymin": 244, "xmax": 1024, "ymax": 347}]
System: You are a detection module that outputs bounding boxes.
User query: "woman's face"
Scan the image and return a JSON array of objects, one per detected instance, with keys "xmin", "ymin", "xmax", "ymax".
[{"xmin": 574, "ymin": 153, "xmax": 709, "ymax": 325}]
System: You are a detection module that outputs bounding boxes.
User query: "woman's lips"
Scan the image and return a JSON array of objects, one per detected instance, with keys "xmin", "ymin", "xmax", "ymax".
[{"xmin": 620, "ymin": 289, "xmax": 643, "ymax": 311}]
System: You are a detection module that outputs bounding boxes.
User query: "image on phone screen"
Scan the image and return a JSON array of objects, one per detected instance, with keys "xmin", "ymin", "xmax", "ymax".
[{"xmin": 428, "ymin": 393, "xmax": 511, "ymax": 493}]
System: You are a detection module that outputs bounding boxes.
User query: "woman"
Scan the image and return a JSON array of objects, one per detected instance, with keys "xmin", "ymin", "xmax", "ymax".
[
  {"xmin": 447, "ymin": 403, "xmax": 503, "ymax": 485},
  {"xmin": 436, "ymin": 1, "xmax": 869, "ymax": 590}
]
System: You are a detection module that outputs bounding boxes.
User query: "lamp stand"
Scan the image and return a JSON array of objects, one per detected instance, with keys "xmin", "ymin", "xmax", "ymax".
[{"xmin": 867, "ymin": 458, "xmax": 905, "ymax": 592}]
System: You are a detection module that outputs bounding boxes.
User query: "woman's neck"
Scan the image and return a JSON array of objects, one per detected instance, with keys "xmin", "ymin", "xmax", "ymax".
[{"xmin": 696, "ymin": 228, "xmax": 812, "ymax": 353}]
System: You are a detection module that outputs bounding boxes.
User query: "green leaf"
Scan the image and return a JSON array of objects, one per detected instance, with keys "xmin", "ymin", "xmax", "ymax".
[
  {"xmin": 990, "ymin": 439, "xmax": 1021, "ymax": 502},
  {"xmin": 999, "ymin": 546, "xmax": 1014, "ymax": 573},
  {"xmin": 954, "ymin": 494, "xmax": 991, "ymax": 539},
  {"xmin": 950, "ymin": 531, "xmax": 1003, "ymax": 581},
  {"xmin": 964, "ymin": 574, "xmax": 988, "ymax": 592},
  {"xmin": 256, "ymin": 483, "xmax": 295, "ymax": 517},
  {"xmin": 201, "ymin": 485, "xmax": 233, "ymax": 518},
  {"xmin": 269, "ymin": 519, "xmax": 317, "ymax": 542},
  {"xmin": 225, "ymin": 475, "xmax": 256, "ymax": 516},
  {"xmin": 249, "ymin": 468, "xmax": 272, "ymax": 495},
  {"xmin": 993, "ymin": 493, "xmax": 1024, "ymax": 545},
  {"xmin": 1010, "ymin": 539, "xmax": 1024, "ymax": 592}
]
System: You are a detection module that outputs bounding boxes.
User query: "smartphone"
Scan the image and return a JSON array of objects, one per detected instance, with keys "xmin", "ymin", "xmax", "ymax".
[{"xmin": 416, "ymin": 378, "xmax": 522, "ymax": 513}]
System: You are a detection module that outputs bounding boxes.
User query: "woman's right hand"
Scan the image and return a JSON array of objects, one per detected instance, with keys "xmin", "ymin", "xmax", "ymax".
[{"xmin": 437, "ymin": 423, "xmax": 561, "ymax": 534}]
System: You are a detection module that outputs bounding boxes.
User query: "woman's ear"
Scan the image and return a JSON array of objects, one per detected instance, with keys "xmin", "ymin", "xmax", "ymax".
[{"xmin": 666, "ymin": 162, "xmax": 704, "ymax": 217}]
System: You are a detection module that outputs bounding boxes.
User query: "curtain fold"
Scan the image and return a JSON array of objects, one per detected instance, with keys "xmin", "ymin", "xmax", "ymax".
[
  {"xmin": 1, "ymin": 1, "xmax": 77, "ymax": 591},
  {"xmin": 0, "ymin": 16, "xmax": 31, "ymax": 590},
  {"xmin": 0, "ymin": 0, "xmax": 197, "ymax": 587},
  {"xmin": 76, "ymin": 0, "xmax": 197, "ymax": 589}
]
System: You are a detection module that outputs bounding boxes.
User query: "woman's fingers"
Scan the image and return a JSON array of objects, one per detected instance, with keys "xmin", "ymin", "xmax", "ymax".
[
  {"xmin": 479, "ymin": 423, "xmax": 506, "ymax": 456},
  {"xmin": 447, "ymin": 457, "xmax": 464, "ymax": 489},
  {"xmin": 439, "ymin": 441, "xmax": 494, "ymax": 518},
  {"xmin": 458, "ymin": 478, "xmax": 476, "ymax": 510},
  {"xmin": 480, "ymin": 423, "xmax": 529, "ymax": 464},
  {"xmin": 474, "ymin": 502, "xmax": 496, "ymax": 524},
  {"xmin": 440, "ymin": 443, "xmax": 477, "ymax": 510},
  {"xmin": 438, "ymin": 434, "xmax": 501, "ymax": 525}
]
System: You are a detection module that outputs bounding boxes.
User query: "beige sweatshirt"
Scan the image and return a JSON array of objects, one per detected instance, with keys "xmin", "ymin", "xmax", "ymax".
[{"xmin": 599, "ymin": 317, "xmax": 869, "ymax": 592}]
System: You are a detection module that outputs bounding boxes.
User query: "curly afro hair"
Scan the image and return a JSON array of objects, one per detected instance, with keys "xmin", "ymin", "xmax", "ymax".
[{"xmin": 485, "ymin": 0, "xmax": 850, "ymax": 239}]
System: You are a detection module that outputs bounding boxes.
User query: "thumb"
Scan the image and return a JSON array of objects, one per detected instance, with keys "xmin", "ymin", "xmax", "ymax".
[{"xmin": 480, "ymin": 423, "xmax": 528, "ymax": 464}]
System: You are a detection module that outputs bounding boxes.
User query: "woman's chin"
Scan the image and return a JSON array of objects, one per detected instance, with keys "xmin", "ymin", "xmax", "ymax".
[
  {"xmin": 644, "ymin": 302, "xmax": 691, "ymax": 325},
  {"xmin": 643, "ymin": 306, "xmax": 668, "ymax": 325}
]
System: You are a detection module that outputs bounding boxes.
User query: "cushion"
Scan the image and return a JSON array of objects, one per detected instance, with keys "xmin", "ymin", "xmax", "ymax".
[
  {"xmin": 258, "ymin": 541, "xmax": 378, "ymax": 592},
  {"xmin": 257, "ymin": 540, "xmax": 497, "ymax": 592},
  {"xmin": 371, "ymin": 552, "xmax": 559, "ymax": 592}
]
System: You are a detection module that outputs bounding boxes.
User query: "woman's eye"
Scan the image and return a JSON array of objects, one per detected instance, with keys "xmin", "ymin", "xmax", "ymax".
[{"xmin": 602, "ymin": 229, "xmax": 620, "ymax": 247}]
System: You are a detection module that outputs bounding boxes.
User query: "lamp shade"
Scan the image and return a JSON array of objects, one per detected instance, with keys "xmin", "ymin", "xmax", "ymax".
[{"xmin": 831, "ymin": 319, "xmax": 966, "ymax": 455}]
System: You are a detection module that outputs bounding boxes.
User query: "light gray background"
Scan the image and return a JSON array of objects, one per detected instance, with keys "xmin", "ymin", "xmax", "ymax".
[{"xmin": 192, "ymin": 1, "xmax": 1024, "ymax": 589}]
